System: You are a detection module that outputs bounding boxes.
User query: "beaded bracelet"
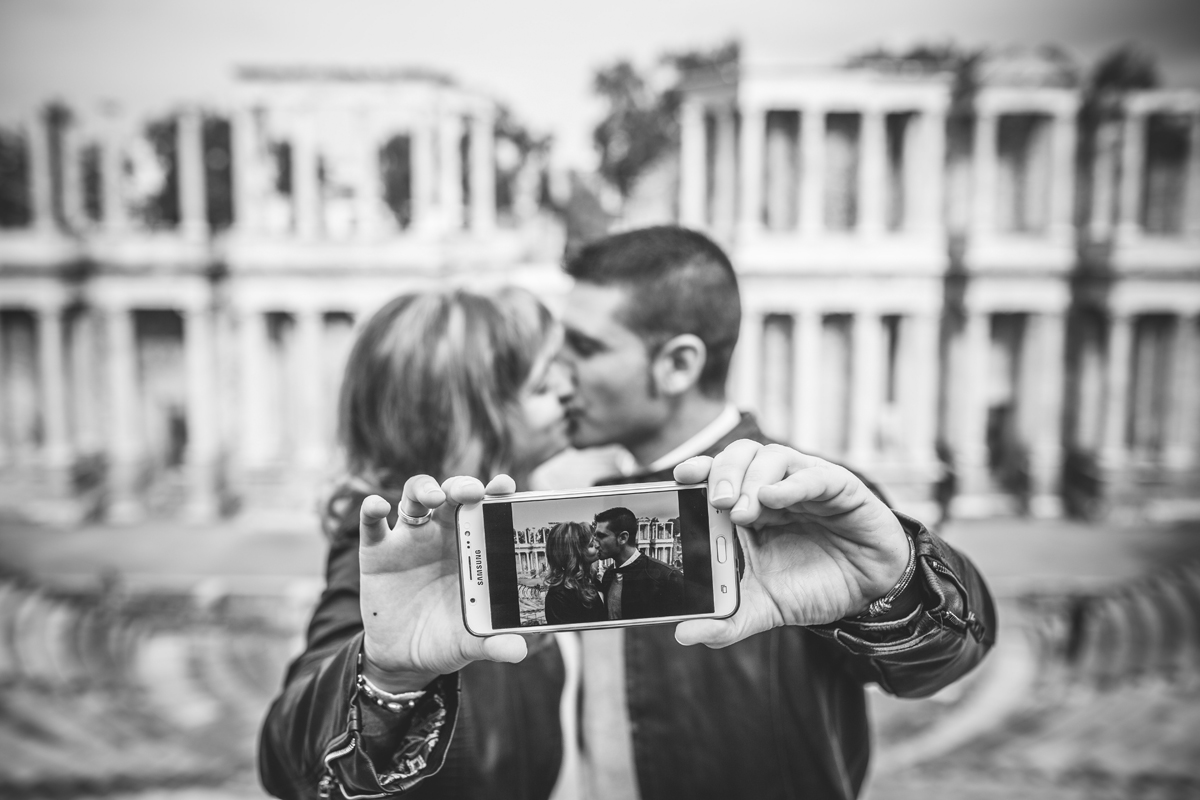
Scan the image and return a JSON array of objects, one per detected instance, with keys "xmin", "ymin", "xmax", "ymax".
[
  {"xmin": 355, "ymin": 651, "xmax": 427, "ymax": 713},
  {"xmin": 357, "ymin": 672, "xmax": 427, "ymax": 713},
  {"xmin": 860, "ymin": 532, "xmax": 917, "ymax": 618}
]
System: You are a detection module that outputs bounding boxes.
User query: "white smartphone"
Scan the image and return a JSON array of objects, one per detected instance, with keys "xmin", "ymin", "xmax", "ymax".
[{"xmin": 455, "ymin": 481, "xmax": 740, "ymax": 635}]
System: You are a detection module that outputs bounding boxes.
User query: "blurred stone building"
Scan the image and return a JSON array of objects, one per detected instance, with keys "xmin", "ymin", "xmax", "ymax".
[
  {"xmin": 1, "ymin": 52, "xmax": 1198, "ymax": 525},
  {"xmin": 674, "ymin": 50, "xmax": 1200, "ymax": 520},
  {"xmin": 0, "ymin": 67, "xmax": 564, "ymax": 523}
]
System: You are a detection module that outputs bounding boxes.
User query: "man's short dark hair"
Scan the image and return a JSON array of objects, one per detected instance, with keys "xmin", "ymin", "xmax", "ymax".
[
  {"xmin": 564, "ymin": 226, "xmax": 741, "ymax": 396},
  {"xmin": 594, "ymin": 507, "xmax": 638, "ymax": 543}
]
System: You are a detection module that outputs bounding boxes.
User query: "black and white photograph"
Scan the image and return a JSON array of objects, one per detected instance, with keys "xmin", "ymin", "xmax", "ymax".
[
  {"xmin": 510, "ymin": 493, "xmax": 685, "ymax": 626},
  {"xmin": 1, "ymin": 0, "xmax": 1199, "ymax": 798}
]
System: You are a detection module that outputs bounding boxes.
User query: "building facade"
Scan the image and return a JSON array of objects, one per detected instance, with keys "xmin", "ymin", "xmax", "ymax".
[
  {"xmin": 2, "ymin": 57, "xmax": 1198, "ymax": 525},
  {"xmin": 676, "ymin": 56, "xmax": 1200, "ymax": 519},
  {"xmin": 0, "ymin": 68, "xmax": 565, "ymax": 523}
]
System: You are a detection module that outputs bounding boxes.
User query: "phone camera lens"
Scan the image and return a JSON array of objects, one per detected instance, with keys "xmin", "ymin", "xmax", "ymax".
[{"xmin": 469, "ymin": 598, "xmax": 476, "ymax": 603}]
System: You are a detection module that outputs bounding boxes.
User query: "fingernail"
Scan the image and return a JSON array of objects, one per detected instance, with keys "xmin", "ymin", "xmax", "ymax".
[
  {"xmin": 712, "ymin": 480, "xmax": 734, "ymax": 502},
  {"xmin": 732, "ymin": 495, "xmax": 750, "ymax": 513}
]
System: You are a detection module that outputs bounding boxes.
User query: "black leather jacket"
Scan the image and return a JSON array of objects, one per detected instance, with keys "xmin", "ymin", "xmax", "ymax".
[{"xmin": 259, "ymin": 414, "xmax": 996, "ymax": 799}]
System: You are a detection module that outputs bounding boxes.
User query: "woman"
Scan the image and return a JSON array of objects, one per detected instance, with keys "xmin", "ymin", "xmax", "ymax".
[
  {"xmin": 262, "ymin": 287, "xmax": 574, "ymax": 799},
  {"xmin": 543, "ymin": 521, "xmax": 606, "ymax": 625},
  {"xmin": 322, "ymin": 287, "xmax": 572, "ymax": 535}
]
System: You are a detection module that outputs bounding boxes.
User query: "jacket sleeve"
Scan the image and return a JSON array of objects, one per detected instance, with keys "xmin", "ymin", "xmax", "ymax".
[
  {"xmin": 258, "ymin": 533, "xmax": 460, "ymax": 798},
  {"xmin": 809, "ymin": 512, "xmax": 997, "ymax": 699}
]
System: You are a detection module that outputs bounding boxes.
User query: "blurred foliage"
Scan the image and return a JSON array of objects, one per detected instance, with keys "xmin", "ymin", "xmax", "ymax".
[
  {"xmin": 591, "ymin": 40, "xmax": 738, "ymax": 199},
  {"xmin": 846, "ymin": 42, "xmax": 984, "ymax": 117},
  {"xmin": 380, "ymin": 134, "xmax": 413, "ymax": 228},
  {"xmin": 0, "ymin": 126, "xmax": 32, "ymax": 227},
  {"xmin": 136, "ymin": 118, "xmax": 180, "ymax": 229},
  {"xmin": 494, "ymin": 103, "xmax": 552, "ymax": 217}
]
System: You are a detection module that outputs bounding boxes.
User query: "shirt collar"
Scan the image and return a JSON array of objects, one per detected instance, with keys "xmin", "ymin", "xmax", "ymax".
[
  {"xmin": 639, "ymin": 404, "xmax": 742, "ymax": 475},
  {"xmin": 616, "ymin": 551, "xmax": 641, "ymax": 570}
]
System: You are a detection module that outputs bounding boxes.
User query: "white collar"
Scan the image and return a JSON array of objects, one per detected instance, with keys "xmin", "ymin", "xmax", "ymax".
[
  {"xmin": 640, "ymin": 404, "xmax": 742, "ymax": 475},
  {"xmin": 617, "ymin": 550, "xmax": 641, "ymax": 569}
]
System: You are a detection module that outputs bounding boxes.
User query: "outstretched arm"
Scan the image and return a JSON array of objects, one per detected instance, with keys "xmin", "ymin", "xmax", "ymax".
[
  {"xmin": 672, "ymin": 440, "xmax": 995, "ymax": 697},
  {"xmin": 260, "ymin": 474, "xmax": 527, "ymax": 798}
]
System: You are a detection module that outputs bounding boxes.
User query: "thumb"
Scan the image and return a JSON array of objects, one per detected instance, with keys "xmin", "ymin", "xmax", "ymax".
[
  {"xmin": 465, "ymin": 634, "xmax": 528, "ymax": 664},
  {"xmin": 674, "ymin": 618, "xmax": 742, "ymax": 649}
]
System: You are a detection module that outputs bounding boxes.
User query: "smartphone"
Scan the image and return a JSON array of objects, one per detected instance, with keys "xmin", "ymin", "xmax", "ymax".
[{"xmin": 455, "ymin": 481, "xmax": 739, "ymax": 635}]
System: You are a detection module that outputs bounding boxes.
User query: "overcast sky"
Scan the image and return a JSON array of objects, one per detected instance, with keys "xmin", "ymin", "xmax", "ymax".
[{"xmin": 1, "ymin": 0, "xmax": 1197, "ymax": 167}]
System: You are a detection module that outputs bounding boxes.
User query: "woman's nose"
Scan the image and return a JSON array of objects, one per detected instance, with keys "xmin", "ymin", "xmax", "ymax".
[{"xmin": 547, "ymin": 360, "xmax": 574, "ymax": 400}]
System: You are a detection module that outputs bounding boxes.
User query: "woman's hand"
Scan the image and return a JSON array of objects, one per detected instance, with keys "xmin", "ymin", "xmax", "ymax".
[
  {"xmin": 358, "ymin": 474, "xmax": 527, "ymax": 692},
  {"xmin": 672, "ymin": 440, "xmax": 910, "ymax": 649}
]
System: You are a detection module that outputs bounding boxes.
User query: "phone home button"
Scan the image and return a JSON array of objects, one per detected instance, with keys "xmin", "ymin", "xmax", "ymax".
[{"xmin": 716, "ymin": 536, "xmax": 728, "ymax": 563}]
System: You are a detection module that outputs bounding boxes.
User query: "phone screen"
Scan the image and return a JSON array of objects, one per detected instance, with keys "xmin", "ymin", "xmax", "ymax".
[{"xmin": 480, "ymin": 487, "xmax": 716, "ymax": 630}]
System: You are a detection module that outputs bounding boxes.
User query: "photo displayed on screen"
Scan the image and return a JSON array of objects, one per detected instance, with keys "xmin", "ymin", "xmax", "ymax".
[{"xmin": 480, "ymin": 488, "xmax": 716, "ymax": 629}]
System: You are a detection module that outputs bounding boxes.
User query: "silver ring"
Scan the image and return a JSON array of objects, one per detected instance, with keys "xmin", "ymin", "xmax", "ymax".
[{"xmin": 399, "ymin": 508, "xmax": 433, "ymax": 527}]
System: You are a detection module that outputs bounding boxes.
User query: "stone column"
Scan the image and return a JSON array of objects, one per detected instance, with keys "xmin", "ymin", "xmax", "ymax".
[
  {"xmin": 183, "ymin": 305, "xmax": 219, "ymax": 520},
  {"xmin": 971, "ymin": 110, "xmax": 998, "ymax": 239},
  {"xmin": 908, "ymin": 108, "xmax": 946, "ymax": 236},
  {"xmin": 858, "ymin": 108, "xmax": 886, "ymax": 238},
  {"xmin": 26, "ymin": 112, "xmax": 55, "ymax": 234},
  {"xmin": 848, "ymin": 311, "xmax": 882, "ymax": 465},
  {"xmin": 1088, "ymin": 117, "xmax": 1119, "ymax": 240},
  {"xmin": 100, "ymin": 113, "xmax": 129, "ymax": 234},
  {"xmin": 292, "ymin": 108, "xmax": 321, "ymax": 240},
  {"xmin": 0, "ymin": 316, "xmax": 7, "ymax": 465},
  {"xmin": 104, "ymin": 306, "xmax": 141, "ymax": 522},
  {"xmin": 901, "ymin": 312, "xmax": 940, "ymax": 466},
  {"xmin": 958, "ymin": 311, "xmax": 991, "ymax": 483},
  {"xmin": 794, "ymin": 309, "xmax": 822, "ymax": 452},
  {"xmin": 68, "ymin": 308, "xmax": 100, "ymax": 454},
  {"xmin": 295, "ymin": 309, "xmax": 325, "ymax": 468},
  {"xmin": 37, "ymin": 306, "xmax": 70, "ymax": 468},
  {"xmin": 411, "ymin": 122, "xmax": 435, "ymax": 232},
  {"xmin": 469, "ymin": 109, "xmax": 496, "ymax": 233},
  {"xmin": 734, "ymin": 311, "xmax": 762, "ymax": 413},
  {"xmin": 1116, "ymin": 110, "xmax": 1145, "ymax": 241},
  {"xmin": 231, "ymin": 105, "xmax": 261, "ymax": 235},
  {"xmin": 679, "ymin": 98, "xmax": 707, "ymax": 229},
  {"xmin": 800, "ymin": 103, "xmax": 825, "ymax": 237},
  {"xmin": 737, "ymin": 105, "xmax": 764, "ymax": 239},
  {"xmin": 760, "ymin": 315, "xmax": 794, "ymax": 440},
  {"xmin": 1165, "ymin": 314, "xmax": 1198, "ymax": 469},
  {"xmin": 1027, "ymin": 313, "xmax": 1066, "ymax": 516},
  {"xmin": 1049, "ymin": 111, "xmax": 1077, "ymax": 242},
  {"xmin": 177, "ymin": 107, "xmax": 208, "ymax": 241},
  {"xmin": 713, "ymin": 108, "xmax": 738, "ymax": 238},
  {"xmin": 439, "ymin": 113, "xmax": 464, "ymax": 231},
  {"xmin": 238, "ymin": 308, "xmax": 272, "ymax": 468},
  {"xmin": 1100, "ymin": 312, "xmax": 1133, "ymax": 469},
  {"xmin": 1187, "ymin": 112, "xmax": 1200, "ymax": 239}
]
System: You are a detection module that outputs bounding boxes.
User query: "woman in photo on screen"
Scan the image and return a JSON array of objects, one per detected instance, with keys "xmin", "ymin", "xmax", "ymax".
[{"xmin": 542, "ymin": 521, "xmax": 607, "ymax": 625}]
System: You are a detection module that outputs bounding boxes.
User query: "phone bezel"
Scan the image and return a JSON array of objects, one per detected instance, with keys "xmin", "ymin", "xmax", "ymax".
[{"xmin": 456, "ymin": 481, "xmax": 740, "ymax": 635}]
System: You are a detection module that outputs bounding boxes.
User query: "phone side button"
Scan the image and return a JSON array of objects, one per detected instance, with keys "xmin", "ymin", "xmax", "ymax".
[{"xmin": 716, "ymin": 536, "xmax": 727, "ymax": 563}]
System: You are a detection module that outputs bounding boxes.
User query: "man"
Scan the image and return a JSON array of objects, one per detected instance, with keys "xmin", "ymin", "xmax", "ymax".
[
  {"xmin": 592, "ymin": 507, "xmax": 684, "ymax": 620},
  {"xmin": 260, "ymin": 226, "xmax": 995, "ymax": 800}
]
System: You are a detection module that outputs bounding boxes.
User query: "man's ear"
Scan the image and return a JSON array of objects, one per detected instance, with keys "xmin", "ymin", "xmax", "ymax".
[{"xmin": 651, "ymin": 334, "xmax": 707, "ymax": 397}]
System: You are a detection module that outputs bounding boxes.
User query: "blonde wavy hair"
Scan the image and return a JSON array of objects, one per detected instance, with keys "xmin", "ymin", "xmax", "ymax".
[{"xmin": 323, "ymin": 287, "xmax": 555, "ymax": 538}]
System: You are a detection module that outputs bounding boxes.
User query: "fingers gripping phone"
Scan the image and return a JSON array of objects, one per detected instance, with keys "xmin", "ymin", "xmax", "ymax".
[{"xmin": 455, "ymin": 482, "xmax": 740, "ymax": 635}]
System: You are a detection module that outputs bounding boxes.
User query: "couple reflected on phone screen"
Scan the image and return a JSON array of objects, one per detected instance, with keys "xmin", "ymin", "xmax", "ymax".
[{"xmin": 542, "ymin": 509, "xmax": 685, "ymax": 625}]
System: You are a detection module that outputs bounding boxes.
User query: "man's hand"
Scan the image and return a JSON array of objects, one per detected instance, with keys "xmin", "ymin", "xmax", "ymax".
[
  {"xmin": 358, "ymin": 474, "xmax": 527, "ymax": 692},
  {"xmin": 672, "ymin": 440, "xmax": 909, "ymax": 649}
]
